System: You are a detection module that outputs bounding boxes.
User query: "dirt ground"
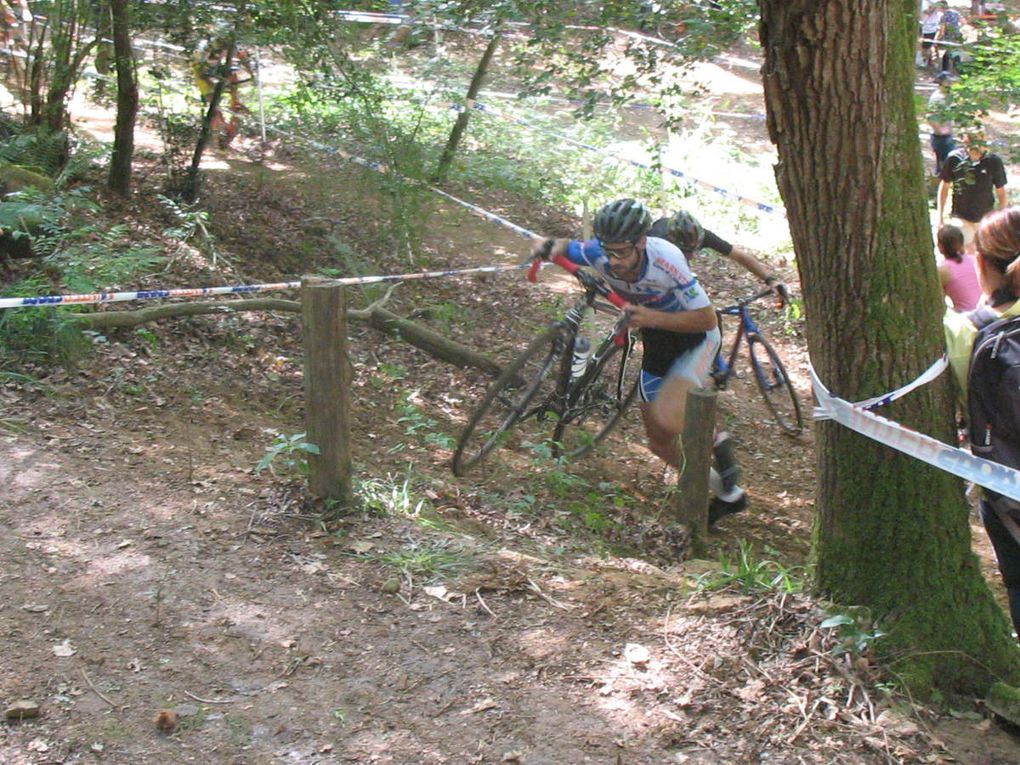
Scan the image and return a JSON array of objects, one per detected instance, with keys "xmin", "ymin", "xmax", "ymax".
[{"xmin": 4, "ymin": 15, "xmax": 1020, "ymax": 765}]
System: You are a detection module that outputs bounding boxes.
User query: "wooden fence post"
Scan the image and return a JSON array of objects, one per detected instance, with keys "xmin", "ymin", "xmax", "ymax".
[
  {"xmin": 675, "ymin": 387, "xmax": 717, "ymax": 555},
  {"xmin": 301, "ymin": 276, "xmax": 352, "ymax": 505}
]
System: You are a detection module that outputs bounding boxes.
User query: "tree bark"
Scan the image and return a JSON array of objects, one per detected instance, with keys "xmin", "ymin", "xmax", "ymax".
[
  {"xmin": 758, "ymin": 0, "xmax": 1020, "ymax": 696},
  {"xmin": 69, "ymin": 299, "xmax": 504, "ymax": 375},
  {"xmin": 432, "ymin": 29, "xmax": 502, "ymax": 183},
  {"xmin": 107, "ymin": 0, "xmax": 137, "ymax": 196}
]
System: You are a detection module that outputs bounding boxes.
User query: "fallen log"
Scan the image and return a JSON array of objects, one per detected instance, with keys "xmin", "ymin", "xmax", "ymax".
[{"xmin": 69, "ymin": 297, "xmax": 505, "ymax": 376}]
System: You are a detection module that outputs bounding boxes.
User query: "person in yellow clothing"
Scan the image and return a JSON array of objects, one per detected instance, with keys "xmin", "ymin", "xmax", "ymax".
[
  {"xmin": 944, "ymin": 206, "xmax": 1020, "ymax": 640},
  {"xmin": 192, "ymin": 32, "xmax": 252, "ymax": 147}
]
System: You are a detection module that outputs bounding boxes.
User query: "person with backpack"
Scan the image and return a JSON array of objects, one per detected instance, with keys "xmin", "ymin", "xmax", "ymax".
[{"xmin": 943, "ymin": 206, "xmax": 1020, "ymax": 639}]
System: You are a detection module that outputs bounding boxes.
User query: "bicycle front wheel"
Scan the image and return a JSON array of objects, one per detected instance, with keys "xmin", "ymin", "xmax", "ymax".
[
  {"xmin": 551, "ymin": 336, "xmax": 641, "ymax": 460},
  {"xmin": 452, "ymin": 324, "xmax": 569, "ymax": 476},
  {"xmin": 747, "ymin": 333, "xmax": 803, "ymax": 436}
]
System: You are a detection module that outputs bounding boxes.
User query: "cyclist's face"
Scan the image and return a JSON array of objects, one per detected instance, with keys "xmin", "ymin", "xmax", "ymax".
[{"xmin": 603, "ymin": 238, "xmax": 644, "ymax": 279}]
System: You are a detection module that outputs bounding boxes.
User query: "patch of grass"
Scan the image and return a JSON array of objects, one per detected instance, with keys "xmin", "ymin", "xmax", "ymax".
[
  {"xmin": 375, "ymin": 537, "xmax": 476, "ymax": 582},
  {"xmin": 356, "ymin": 471, "xmax": 429, "ymax": 518},
  {"xmin": 698, "ymin": 540, "xmax": 803, "ymax": 594}
]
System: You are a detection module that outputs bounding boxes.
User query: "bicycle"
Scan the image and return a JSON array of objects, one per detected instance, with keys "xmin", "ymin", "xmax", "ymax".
[
  {"xmin": 711, "ymin": 289, "xmax": 803, "ymax": 436},
  {"xmin": 451, "ymin": 251, "xmax": 642, "ymax": 476}
]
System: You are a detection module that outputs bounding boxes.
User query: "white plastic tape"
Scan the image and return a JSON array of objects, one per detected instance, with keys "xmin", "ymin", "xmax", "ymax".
[{"xmin": 812, "ymin": 365, "xmax": 1020, "ymax": 503}]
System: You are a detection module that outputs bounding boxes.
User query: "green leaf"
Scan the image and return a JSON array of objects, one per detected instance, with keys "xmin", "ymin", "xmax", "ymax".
[{"xmin": 820, "ymin": 614, "xmax": 855, "ymax": 629}]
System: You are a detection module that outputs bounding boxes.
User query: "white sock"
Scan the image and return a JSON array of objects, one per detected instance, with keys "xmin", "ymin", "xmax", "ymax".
[{"xmin": 709, "ymin": 469, "xmax": 745, "ymax": 502}]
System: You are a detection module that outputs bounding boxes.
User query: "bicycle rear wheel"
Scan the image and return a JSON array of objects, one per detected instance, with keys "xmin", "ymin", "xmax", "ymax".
[
  {"xmin": 452, "ymin": 324, "xmax": 569, "ymax": 476},
  {"xmin": 551, "ymin": 335, "xmax": 641, "ymax": 460},
  {"xmin": 747, "ymin": 333, "xmax": 803, "ymax": 436}
]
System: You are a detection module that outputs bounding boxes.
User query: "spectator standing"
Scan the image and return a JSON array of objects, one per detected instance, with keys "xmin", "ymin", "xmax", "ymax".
[
  {"xmin": 937, "ymin": 224, "xmax": 982, "ymax": 311},
  {"xmin": 937, "ymin": 129, "xmax": 1008, "ymax": 248},
  {"xmin": 937, "ymin": 2, "xmax": 965, "ymax": 74},
  {"xmin": 919, "ymin": 2, "xmax": 944, "ymax": 69},
  {"xmin": 926, "ymin": 71, "xmax": 956, "ymax": 176}
]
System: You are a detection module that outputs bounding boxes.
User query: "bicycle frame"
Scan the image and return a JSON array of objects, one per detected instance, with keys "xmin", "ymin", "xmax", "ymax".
[
  {"xmin": 712, "ymin": 288, "xmax": 774, "ymax": 389},
  {"xmin": 524, "ymin": 262, "xmax": 633, "ymax": 423}
]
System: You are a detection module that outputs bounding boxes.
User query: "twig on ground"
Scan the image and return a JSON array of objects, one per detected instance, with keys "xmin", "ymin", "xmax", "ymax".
[
  {"xmin": 526, "ymin": 577, "xmax": 571, "ymax": 610},
  {"xmin": 475, "ymin": 589, "xmax": 497, "ymax": 618},
  {"xmin": 81, "ymin": 668, "xmax": 117, "ymax": 708},
  {"xmin": 183, "ymin": 689, "xmax": 237, "ymax": 704}
]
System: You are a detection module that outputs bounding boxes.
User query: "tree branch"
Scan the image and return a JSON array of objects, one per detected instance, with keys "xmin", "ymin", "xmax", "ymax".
[{"xmin": 70, "ymin": 297, "xmax": 503, "ymax": 376}]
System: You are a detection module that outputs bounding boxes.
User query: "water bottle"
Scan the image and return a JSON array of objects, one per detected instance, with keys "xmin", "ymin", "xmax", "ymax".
[{"xmin": 570, "ymin": 337, "xmax": 591, "ymax": 378}]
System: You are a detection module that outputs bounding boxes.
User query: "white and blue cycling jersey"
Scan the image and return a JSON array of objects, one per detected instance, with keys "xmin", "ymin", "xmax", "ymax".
[
  {"xmin": 564, "ymin": 236, "xmax": 711, "ymax": 313},
  {"xmin": 564, "ymin": 236, "xmax": 718, "ymax": 400}
]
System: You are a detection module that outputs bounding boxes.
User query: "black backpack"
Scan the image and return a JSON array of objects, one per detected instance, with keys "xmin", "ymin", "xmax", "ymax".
[{"xmin": 967, "ymin": 306, "xmax": 1020, "ymax": 482}]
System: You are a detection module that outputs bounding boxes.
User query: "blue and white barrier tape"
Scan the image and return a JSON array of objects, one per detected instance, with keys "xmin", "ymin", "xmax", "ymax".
[
  {"xmin": 812, "ymin": 364, "xmax": 1020, "ymax": 504},
  {"xmin": 850, "ymin": 355, "xmax": 950, "ymax": 410},
  {"xmin": 0, "ymin": 263, "xmax": 526, "ymax": 311}
]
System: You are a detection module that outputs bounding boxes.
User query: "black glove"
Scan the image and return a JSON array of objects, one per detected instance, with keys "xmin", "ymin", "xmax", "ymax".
[
  {"xmin": 765, "ymin": 276, "xmax": 789, "ymax": 306},
  {"xmin": 534, "ymin": 237, "xmax": 556, "ymax": 261}
]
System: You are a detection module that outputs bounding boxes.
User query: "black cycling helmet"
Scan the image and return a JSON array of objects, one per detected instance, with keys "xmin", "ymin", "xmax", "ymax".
[
  {"xmin": 665, "ymin": 209, "xmax": 705, "ymax": 252},
  {"xmin": 593, "ymin": 199, "xmax": 651, "ymax": 243}
]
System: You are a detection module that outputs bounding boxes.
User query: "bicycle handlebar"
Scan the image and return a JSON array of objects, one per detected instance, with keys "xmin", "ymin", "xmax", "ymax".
[
  {"xmin": 718, "ymin": 287, "xmax": 785, "ymax": 314},
  {"xmin": 527, "ymin": 252, "xmax": 629, "ymax": 310}
]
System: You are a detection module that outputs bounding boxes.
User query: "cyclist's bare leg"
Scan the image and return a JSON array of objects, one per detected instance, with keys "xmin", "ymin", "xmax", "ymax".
[{"xmin": 639, "ymin": 375, "xmax": 696, "ymax": 466}]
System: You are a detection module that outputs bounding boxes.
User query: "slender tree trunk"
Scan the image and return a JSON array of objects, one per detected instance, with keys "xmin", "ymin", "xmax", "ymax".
[
  {"xmin": 182, "ymin": 40, "xmax": 236, "ymax": 203},
  {"xmin": 107, "ymin": 0, "xmax": 137, "ymax": 196},
  {"xmin": 432, "ymin": 29, "xmax": 501, "ymax": 183},
  {"xmin": 759, "ymin": 0, "xmax": 1020, "ymax": 696}
]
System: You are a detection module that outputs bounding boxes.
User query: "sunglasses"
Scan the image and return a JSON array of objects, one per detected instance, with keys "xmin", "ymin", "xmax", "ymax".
[{"xmin": 602, "ymin": 242, "xmax": 638, "ymax": 260}]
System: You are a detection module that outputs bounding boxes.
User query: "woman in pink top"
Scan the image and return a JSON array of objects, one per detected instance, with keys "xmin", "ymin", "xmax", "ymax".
[{"xmin": 937, "ymin": 224, "xmax": 983, "ymax": 311}]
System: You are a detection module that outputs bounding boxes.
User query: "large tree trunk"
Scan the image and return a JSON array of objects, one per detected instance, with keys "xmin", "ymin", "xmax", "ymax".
[
  {"xmin": 759, "ymin": 0, "xmax": 1020, "ymax": 696},
  {"xmin": 107, "ymin": 0, "xmax": 137, "ymax": 196}
]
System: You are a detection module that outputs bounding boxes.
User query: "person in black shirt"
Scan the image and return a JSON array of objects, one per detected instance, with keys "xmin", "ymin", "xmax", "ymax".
[{"xmin": 937, "ymin": 130, "xmax": 1008, "ymax": 248}]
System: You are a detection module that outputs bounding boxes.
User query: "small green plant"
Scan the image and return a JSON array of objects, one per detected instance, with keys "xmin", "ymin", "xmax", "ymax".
[
  {"xmin": 158, "ymin": 195, "xmax": 220, "ymax": 265},
  {"xmin": 539, "ymin": 464, "xmax": 589, "ymax": 500},
  {"xmin": 700, "ymin": 540, "xmax": 803, "ymax": 593},
  {"xmin": 820, "ymin": 612, "xmax": 885, "ymax": 657},
  {"xmin": 255, "ymin": 432, "xmax": 321, "ymax": 477},
  {"xmin": 370, "ymin": 362, "xmax": 407, "ymax": 391},
  {"xmin": 396, "ymin": 396, "xmax": 456, "ymax": 449}
]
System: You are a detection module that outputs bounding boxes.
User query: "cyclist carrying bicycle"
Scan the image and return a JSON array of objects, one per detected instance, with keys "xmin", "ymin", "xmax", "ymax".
[
  {"xmin": 533, "ymin": 198, "xmax": 747, "ymax": 525},
  {"xmin": 649, "ymin": 209, "xmax": 789, "ymax": 303}
]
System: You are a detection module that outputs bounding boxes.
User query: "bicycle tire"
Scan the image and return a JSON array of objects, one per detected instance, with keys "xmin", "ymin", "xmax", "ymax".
[
  {"xmin": 452, "ymin": 324, "xmax": 570, "ymax": 476},
  {"xmin": 747, "ymin": 333, "xmax": 803, "ymax": 436},
  {"xmin": 551, "ymin": 335, "xmax": 641, "ymax": 460}
]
